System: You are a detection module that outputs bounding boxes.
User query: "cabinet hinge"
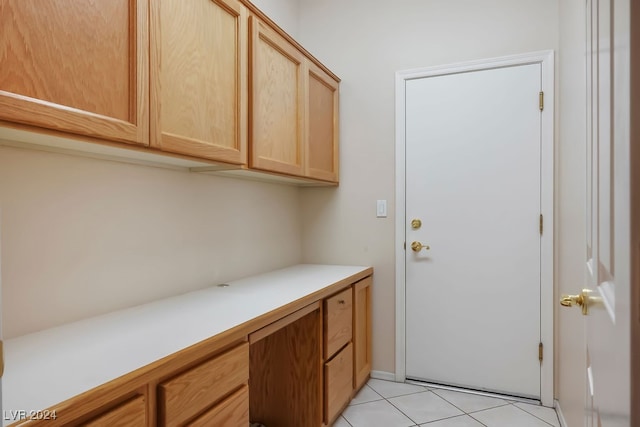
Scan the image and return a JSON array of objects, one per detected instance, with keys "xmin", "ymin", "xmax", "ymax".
[
  {"xmin": 538, "ymin": 342, "xmax": 544, "ymax": 363},
  {"xmin": 539, "ymin": 91, "xmax": 544, "ymax": 111},
  {"xmin": 539, "ymin": 214, "xmax": 543, "ymax": 235},
  {"xmin": 0, "ymin": 340, "xmax": 4, "ymax": 378},
  {"xmin": 403, "ymin": 242, "xmax": 406, "ymax": 250}
]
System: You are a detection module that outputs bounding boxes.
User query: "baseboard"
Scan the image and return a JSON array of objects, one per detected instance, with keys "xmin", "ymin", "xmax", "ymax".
[
  {"xmin": 555, "ymin": 399, "xmax": 568, "ymax": 427},
  {"xmin": 370, "ymin": 370, "xmax": 396, "ymax": 381}
]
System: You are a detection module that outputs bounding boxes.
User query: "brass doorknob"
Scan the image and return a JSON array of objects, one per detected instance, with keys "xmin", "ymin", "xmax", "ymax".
[
  {"xmin": 411, "ymin": 241, "xmax": 430, "ymax": 252},
  {"xmin": 560, "ymin": 289, "xmax": 600, "ymax": 315}
]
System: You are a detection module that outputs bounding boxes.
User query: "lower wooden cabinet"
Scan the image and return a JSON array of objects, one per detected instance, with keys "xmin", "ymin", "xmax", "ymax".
[{"xmin": 7, "ymin": 273, "xmax": 372, "ymax": 427}]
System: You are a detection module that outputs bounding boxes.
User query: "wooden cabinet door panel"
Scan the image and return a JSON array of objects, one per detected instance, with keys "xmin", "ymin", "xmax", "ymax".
[
  {"xmin": 151, "ymin": 0, "xmax": 247, "ymax": 164},
  {"xmin": 306, "ymin": 62, "xmax": 339, "ymax": 182},
  {"xmin": 353, "ymin": 276, "xmax": 372, "ymax": 391},
  {"xmin": 250, "ymin": 17, "xmax": 305, "ymax": 176},
  {"xmin": 0, "ymin": 0, "xmax": 148, "ymax": 145}
]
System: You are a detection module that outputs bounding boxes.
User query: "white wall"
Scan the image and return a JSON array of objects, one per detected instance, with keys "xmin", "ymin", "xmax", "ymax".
[
  {"xmin": 297, "ymin": 0, "xmax": 560, "ymax": 375},
  {"xmin": 250, "ymin": 0, "xmax": 300, "ymax": 38},
  {"xmin": 0, "ymin": 146, "xmax": 302, "ymax": 338}
]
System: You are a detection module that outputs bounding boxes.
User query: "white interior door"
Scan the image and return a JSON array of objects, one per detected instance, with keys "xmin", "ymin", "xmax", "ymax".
[
  {"xmin": 404, "ymin": 63, "xmax": 543, "ymax": 399},
  {"xmin": 576, "ymin": 0, "xmax": 631, "ymax": 424}
]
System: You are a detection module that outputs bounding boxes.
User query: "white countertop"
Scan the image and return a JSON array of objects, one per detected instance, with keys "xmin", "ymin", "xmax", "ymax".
[{"xmin": 2, "ymin": 264, "xmax": 370, "ymax": 425}]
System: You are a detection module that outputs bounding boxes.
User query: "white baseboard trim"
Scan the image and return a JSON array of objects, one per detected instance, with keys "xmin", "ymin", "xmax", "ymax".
[
  {"xmin": 370, "ymin": 370, "xmax": 396, "ymax": 381},
  {"xmin": 555, "ymin": 399, "xmax": 568, "ymax": 427}
]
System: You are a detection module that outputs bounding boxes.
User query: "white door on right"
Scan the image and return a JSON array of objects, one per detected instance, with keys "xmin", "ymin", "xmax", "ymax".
[{"xmin": 563, "ymin": 0, "xmax": 631, "ymax": 425}]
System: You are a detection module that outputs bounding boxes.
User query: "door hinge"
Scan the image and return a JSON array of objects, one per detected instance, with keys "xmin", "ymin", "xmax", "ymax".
[
  {"xmin": 0, "ymin": 339, "xmax": 4, "ymax": 378},
  {"xmin": 539, "ymin": 91, "xmax": 544, "ymax": 111},
  {"xmin": 539, "ymin": 214, "xmax": 543, "ymax": 235},
  {"xmin": 404, "ymin": 241, "xmax": 406, "ymax": 250},
  {"xmin": 538, "ymin": 342, "xmax": 544, "ymax": 363}
]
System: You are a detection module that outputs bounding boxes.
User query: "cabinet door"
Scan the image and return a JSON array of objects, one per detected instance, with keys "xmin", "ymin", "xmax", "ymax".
[
  {"xmin": 0, "ymin": 0, "xmax": 148, "ymax": 145},
  {"xmin": 353, "ymin": 277, "xmax": 372, "ymax": 391},
  {"xmin": 305, "ymin": 62, "xmax": 339, "ymax": 182},
  {"xmin": 250, "ymin": 17, "xmax": 305, "ymax": 176},
  {"xmin": 150, "ymin": 0, "xmax": 247, "ymax": 164}
]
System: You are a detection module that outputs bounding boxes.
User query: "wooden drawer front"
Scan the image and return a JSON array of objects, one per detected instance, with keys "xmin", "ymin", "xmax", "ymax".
[
  {"xmin": 324, "ymin": 342, "xmax": 353, "ymax": 425},
  {"xmin": 187, "ymin": 385, "xmax": 249, "ymax": 427},
  {"xmin": 159, "ymin": 342, "xmax": 249, "ymax": 427},
  {"xmin": 84, "ymin": 395, "xmax": 146, "ymax": 426},
  {"xmin": 324, "ymin": 288, "xmax": 353, "ymax": 358}
]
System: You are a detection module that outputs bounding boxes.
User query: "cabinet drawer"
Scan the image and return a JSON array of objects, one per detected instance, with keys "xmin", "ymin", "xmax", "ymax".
[
  {"xmin": 159, "ymin": 342, "xmax": 249, "ymax": 427},
  {"xmin": 187, "ymin": 385, "xmax": 249, "ymax": 427},
  {"xmin": 324, "ymin": 288, "xmax": 353, "ymax": 358},
  {"xmin": 84, "ymin": 395, "xmax": 146, "ymax": 427},
  {"xmin": 324, "ymin": 342, "xmax": 353, "ymax": 425}
]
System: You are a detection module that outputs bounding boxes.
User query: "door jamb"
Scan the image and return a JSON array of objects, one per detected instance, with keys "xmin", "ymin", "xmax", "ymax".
[{"xmin": 394, "ymin": 50, "xmax": 555, "ymax": 406}]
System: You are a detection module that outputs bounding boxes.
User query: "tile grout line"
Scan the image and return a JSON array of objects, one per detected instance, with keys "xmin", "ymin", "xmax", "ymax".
[
  {"xmin": 430, "ymin": 388, "xmax": 512, "ymax": 416},
  {"xmin": 511, "ymin": 403, "xmax": 559, "ymax": 427},
  {"xmin": 383, "ymin": 390, "xmax": 494, "ymax": 427},
  {"xmin": 383, "ymin": 390, "xmax": 434, "ymax": 426}
]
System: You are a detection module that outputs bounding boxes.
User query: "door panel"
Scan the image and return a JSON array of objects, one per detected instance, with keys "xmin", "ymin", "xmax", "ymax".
[
  {"xmin": 150, "ymin": 0, "xmax": 248, "ymax": 164},
  {"xmin": 582, "ymin": 0, "xmax": 631, "ymax": 425},
  {"xmin": 250, "ymin": 17, "xmax": 305, "ymax": 176},
  {"xmin": 405, "ymin": 64, "xmax": 542, "ymax": 398}
]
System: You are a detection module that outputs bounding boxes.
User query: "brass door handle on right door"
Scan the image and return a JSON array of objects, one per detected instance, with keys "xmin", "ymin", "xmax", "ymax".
[{"xmin": 560, "ymin": 289, "xmax": 601, "ymax": 315}]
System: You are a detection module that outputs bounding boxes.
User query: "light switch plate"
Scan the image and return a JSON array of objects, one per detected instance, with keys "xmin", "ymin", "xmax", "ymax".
[{"xmin": 376, "ymin": 200, "xmax": 387, "ymax": 218}]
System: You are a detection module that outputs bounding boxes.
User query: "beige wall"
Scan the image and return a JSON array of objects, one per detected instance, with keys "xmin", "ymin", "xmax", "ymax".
[
  {"xmin": 250, "ymin": 0, "xmax": 300, "ymax": 38},
  {"xmin": 296, "ymin": 0, "xmax": 561, "ymax": 375},
  {"xmin": 556, "ymin": 0, "xmax": 587, "ymax": 423},
  {"xmin": 0, "ymin": 145, "xmax": 302, "ymax": 338}
]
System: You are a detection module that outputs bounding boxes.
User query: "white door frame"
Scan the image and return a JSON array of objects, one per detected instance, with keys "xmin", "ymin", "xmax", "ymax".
[{"xmin": 394, "ymin": 51, "xmax": 555, "ymax": 406}]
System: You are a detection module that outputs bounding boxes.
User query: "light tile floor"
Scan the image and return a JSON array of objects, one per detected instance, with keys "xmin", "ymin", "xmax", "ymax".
[{"xmin": 334, "ymin": 379, "xmax": 560, "ymax": 427}]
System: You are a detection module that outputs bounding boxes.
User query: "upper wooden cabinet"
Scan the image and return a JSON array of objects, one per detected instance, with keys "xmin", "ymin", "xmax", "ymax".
[
  {"xmin": 250, "ymin": 16, "xmax": 340, "ymax": 183},
  {"xmin": 0, "ymin": 1, "xmax": 339, "ymax": 184},
  {"xmin": 249, "ymin": 16, "xmax": 305, "ymax": 176},
  {"xmin": 150, "ymin": 0, "xmax": 248, "ymax": 164},
  {"xmin": 0, "ymin": 0, "xmax": 149, "ymax": 146},
  {"xmin": 306, "ymin": 62, "xmax": 339, "ymax": 182}
]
